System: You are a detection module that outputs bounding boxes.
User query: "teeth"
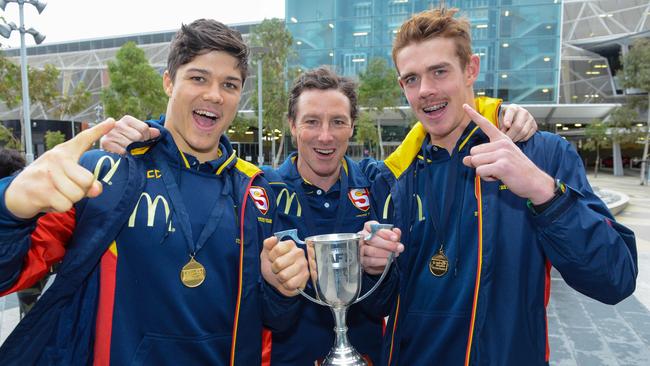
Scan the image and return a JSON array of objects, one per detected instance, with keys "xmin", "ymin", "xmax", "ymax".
[
  {"xmin": 315, "ymin": 148, "xmax": 334, "ymax": 154},
  {"xmin": 423, "ymin": 102, "xmax": 448, "ymax": 113},
  {"xmin": 195, "ymin": 110, "xmax": 217, "ymax": 119}
]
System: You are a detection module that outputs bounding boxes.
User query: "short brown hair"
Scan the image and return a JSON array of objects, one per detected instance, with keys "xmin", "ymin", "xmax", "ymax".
[
  {"xmin": 392, "ymin": 7, "xmax": 472, "ymax": 72},
  {"xmin": 167, "ymin": 19, "xmax": 249, "ymax": 83},
  {"xmin": 287, "ymin": 66, "xmax": 358, "ymax": 122}
]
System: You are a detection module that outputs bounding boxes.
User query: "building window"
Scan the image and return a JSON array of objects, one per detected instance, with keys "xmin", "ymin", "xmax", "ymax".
[
  {"xmin": 343, "ymin": 53, "xmax": 367, "ymax": 76},
  {"xmin": 354, "ymin": 2, "xmax": 372, "ymax": 28}
]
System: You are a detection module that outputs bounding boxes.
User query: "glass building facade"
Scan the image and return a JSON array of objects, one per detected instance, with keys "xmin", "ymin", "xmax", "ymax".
[{"xmin": 286, "ymin": 0, "xmax": 562, "ymax": 104}]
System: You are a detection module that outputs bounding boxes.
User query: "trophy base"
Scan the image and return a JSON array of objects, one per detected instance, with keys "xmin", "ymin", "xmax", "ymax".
[{"xmin": 322, "ymin": 345, "xmax": 368, "ymax": 366}]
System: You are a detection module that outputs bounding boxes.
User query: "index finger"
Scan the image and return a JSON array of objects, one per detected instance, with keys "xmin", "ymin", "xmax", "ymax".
[
  {"xmin": 61, "ymin": 118, "xmax": 116, "ymax": 159},
  {"xmin": 463, "ymin": 104, "xmax": 506, "ymax": 141}
]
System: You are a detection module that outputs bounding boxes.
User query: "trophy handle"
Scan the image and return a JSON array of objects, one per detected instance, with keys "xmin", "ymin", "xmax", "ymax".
[
  {"xmin": 354, "ymin": 223, "xmax": 395, "ymax": 304},
  {"xmin": 273, "ymin": 229, "xmax": 329, "ymax": 307}
]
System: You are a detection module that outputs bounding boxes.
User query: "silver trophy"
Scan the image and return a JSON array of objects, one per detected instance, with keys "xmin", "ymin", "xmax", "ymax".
[{"xmin": 275, "ymin": 224, "xmax": 394, "ymax": 366}]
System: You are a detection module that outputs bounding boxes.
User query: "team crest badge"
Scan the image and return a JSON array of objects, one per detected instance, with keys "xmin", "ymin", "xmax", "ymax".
[
  {"xmin": 348, "ymin": 188, "xmax": 370, "ymax": 212},
  {"xmin": 249, "ymin": 186, "xmax": 269, "ymax": 215}
]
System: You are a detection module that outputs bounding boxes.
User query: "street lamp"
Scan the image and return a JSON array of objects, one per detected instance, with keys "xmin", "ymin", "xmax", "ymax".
[{"xmin": 0, "ymin": 0, "xmax": 47, "ymax": 164}]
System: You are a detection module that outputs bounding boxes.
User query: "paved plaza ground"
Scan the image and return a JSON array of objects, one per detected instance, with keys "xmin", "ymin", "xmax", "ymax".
[{"xmin": 1, "ymin": 171, "xmax": 649, "ymax": 364}]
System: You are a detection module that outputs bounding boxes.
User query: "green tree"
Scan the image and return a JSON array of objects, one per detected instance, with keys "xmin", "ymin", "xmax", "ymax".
[
  {"xmin": 620, "ymin": 38, "xmax": 650, "ymax": 184},
  {"xmin": 249, "ymin": 18, "xmax": 294, "ymax": 167},
  {"xmin": 44, "ymin": 130, "xmax": 65, "ymax": 151},
  {"xmin": 358, "ymin": 57, "xmax": 402, "ymax": 159},
  {"xmin": 583, "ymin": 119, "xmax": 608, "ymax": 177},
  {"xmin": 583, "ymin": 107, "xmax": 641, "ymax": 177},
  {"xmin": 0, "ymin": 53, "xmax": 62, "ymax": 156},
  {"xmin": 355, "ymin": 112, "xmax": 379, "ymax": 158},
  {"xmin": 56, "ymin": 81, "xmax": 92, "ymax": 119},
  {"xmin": 0, "ymin": 125, "xmax": 21, "ymax": 150},
  {"xmin": 101, "ymin": 42, "xmax": 167, "ymax": 120}
]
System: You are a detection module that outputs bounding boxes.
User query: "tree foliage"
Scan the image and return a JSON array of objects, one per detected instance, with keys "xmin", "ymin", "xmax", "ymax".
[
  {"xmin": 357, "ymin": 58, "xmax": 402, "ymax": 159},
  {"xmin": 44, "ymin": 130, "xmax": 66, "ymax": 151},
  {"xmin": 355, "ymin": 112, "xmax": 379, "ymax": 156},
  {"xmin": 57, "ymin": 81, "xmax": 92, "ymax": 119},
  {"xmin": 620, "ymin": 38, "xmax": 650, "ymax": 184},
  {"xmin": 0, "ymin": 125, "xmax": 21, "ymax": 150},
  {"xmin": 249, "ymin": 18, "xmax": 295, "ymax": 166},
  {"xmin": 101, "ymin": 42, "xmax": 167, "ymax": 120},
  {"xmin": 0, "ymin": 54, "xmax": 60, "ymax": 110}
]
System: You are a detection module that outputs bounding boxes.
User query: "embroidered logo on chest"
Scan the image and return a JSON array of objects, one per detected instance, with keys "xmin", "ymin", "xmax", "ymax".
[
  {"xmin": 348, "ymin": 188, "xmax": 370, "ymax": 212},
  {"xmin": 249, "ymin": 186, "xmax": 269, "ymax": 215}
]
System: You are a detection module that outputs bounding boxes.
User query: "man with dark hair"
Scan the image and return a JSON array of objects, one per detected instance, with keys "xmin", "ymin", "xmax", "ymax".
[
  {"xmin": 260, "ymin": 66, "xmax": 403, "ymax": 365},
  {"xmin": 0, "ymin": 19, "xmax": 308, "ymax": 365},
  {"xmin": 364, "ymin": 7, "xmax": 637, "ymax": 365}
]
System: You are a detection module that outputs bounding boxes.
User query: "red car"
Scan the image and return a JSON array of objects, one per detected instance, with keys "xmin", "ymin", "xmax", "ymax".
[{"xmin": 601, "ymin": 156, "xmax": 631, "ymax": 168}]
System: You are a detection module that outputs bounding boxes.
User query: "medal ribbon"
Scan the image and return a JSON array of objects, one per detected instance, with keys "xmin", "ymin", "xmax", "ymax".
[
  {"xmin": 424, "ymin": 147, "xmax": 460, "ymax": 257},
  {"xmin": 154, "ymin": 153, "xmax": 228, "ymax": 258}
]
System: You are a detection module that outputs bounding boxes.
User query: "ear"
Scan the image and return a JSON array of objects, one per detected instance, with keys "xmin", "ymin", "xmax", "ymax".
[
  {"xmin": 465, "ymin": 55, "xmax": 480, "ymax": 86},
  {"xmin": 289, "ymin": 118, "xmax": 297, "ymax": 137},
  {"xmin": 163, "ymin": 70, "xmax": 174, "ymax": 97}
]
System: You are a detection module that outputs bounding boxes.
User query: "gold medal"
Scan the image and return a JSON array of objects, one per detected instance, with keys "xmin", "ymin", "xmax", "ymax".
[
  {"xmin": 429, "ymin": 248, "xmax": 449, "ymax": 277},
  {"xmin": 181, "ymin": 256, "xmax": 206, "ymax": 288}
]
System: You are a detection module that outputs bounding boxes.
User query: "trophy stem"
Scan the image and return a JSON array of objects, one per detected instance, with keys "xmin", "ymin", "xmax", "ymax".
[{"xmin": 322, "ymin": 306, "xmax": 367, "ymax": 366}]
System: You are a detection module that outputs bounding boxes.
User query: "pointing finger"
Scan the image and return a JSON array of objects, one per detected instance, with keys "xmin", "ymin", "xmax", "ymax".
[
  {"xmin": 62, "ymin": 118, "xmax": 116, "ymax": 159},
  {"xmin": 463, "ymin": 104, "xmax": 505, "ymax": 142}
]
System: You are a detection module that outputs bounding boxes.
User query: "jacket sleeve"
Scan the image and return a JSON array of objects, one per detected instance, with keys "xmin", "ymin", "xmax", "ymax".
[
  {"xmin": 0, "ymin": 176, "xmax": 75, "ymax": 294},
  {"xmin": 256, "ymin": 177, "xmax": 302, "ymax": 332},
  {"xmin": 528, "ymin": 133, "xmax": 637, "ymax": 305}
]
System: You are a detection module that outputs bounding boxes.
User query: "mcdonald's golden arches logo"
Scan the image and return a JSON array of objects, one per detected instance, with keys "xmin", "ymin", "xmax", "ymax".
[{"xmin": 128, "ymin": 192, "xmax": 174, "ymax": 231}]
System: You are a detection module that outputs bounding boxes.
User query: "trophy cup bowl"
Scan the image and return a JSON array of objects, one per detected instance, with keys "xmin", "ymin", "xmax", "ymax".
[{"xmin": 275, "ymin": 224, "xmax": 394, "ymax": 366}]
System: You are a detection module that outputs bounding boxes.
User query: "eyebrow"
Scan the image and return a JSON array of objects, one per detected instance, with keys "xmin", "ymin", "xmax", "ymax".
[
  {"xmin": 300, "ymin": 114, "xmax": 350, "ymax": 121},
  {"xmin": 399, "ymin": 62, "xmax": 452, "ymax": 81},
  {"xmin": 186, "ymin": 68, "xmax": 242, "ymax": 84}
]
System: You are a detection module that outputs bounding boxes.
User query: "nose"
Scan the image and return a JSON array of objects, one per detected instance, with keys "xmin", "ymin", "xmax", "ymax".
[
  {"xmin": 317, "ymin": 123, "xmax": 334, "ymax": 144},
  {"xmin": 203, "ymin": 84, "xmax": 224, "ymax": 104},
  {"xmin": 419, "ymin": 74, "xmax": 438, "ymax": 99}
]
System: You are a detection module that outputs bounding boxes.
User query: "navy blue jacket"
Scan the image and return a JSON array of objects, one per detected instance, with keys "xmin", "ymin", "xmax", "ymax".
[
  {"xmin": 0, "ymin": 121, "xmax": 296, "ymax": 365},
  {"xmin": 363, "ymin": 119, "xmax": 637, "ymax": 366},
  {"xmin": 262, "ymin": 154, "xmax": 397, "ymax": 365}
]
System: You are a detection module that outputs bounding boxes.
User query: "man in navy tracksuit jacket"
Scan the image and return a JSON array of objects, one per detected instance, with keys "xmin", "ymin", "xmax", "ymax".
[
  {"xmin": 260, "ymin": 67, "xmax": 402, "ymax": 365},
  {"xmin": 0, "ymin": 19, "xmax": 307, "ymax": 365},
  {"xmin": 361, "ymin": 8, "xmax": 637, "ymax": 365}
]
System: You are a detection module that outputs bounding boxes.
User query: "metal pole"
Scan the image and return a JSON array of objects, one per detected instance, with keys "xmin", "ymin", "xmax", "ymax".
[
  {"xmin": 257, "ymin": 59, "xmax": 264, "ymax": 166},
  {"xmin": 18, "ymin": 2, "xmax": 34, "ymax": 164}
]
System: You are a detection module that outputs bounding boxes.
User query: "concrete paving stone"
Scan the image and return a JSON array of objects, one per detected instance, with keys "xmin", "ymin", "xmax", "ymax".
[
  {"xmin": 591, "ymin": 318, "xmax": 641, "ymax": 344},
  {"xmin": 549, "ymin": 299, "xmax": 592, "ymax": 327},
  {"xmin": 603, "ymin": 341, "xmax": 650, "ymax": 366},
  {"xmin": 619, "ymin": 310, "xmax": 650, "ymax": 345},
  {"xmin": 574, "ymin": 351, "xmax": 618, "ymax": 366},
  {"xmin": 548, "ymin": 334, "xmax": 577, "ymax": 364},
  {"xmin": 563, "ymin": 327, "xmax": 609, "ymax": 352}
]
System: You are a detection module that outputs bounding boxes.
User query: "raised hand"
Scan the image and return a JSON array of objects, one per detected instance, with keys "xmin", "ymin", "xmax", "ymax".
[
  {"xmin": 359, "ymin": 220, "xmax": 404, "ymax": 276},
  {"xmin": 500, "ymin": 103, "xmax": 537, "ymax": 142},
  {"xmin": 5, "ymin": 119, "xmax": 117, "ymax": 219},
  {"xmin": 100, "ymin": 115, "xmax": 159, "ymax": 155},
  {"xmin": 261, "ymin": 236, "xmax": 309, "ymax": 297},
  {"xmin": 462, "ymin": 104, "xmax": 555, "ymax": 205}
]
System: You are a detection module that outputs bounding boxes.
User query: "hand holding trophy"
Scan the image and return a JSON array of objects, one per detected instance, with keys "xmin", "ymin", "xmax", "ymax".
[{"xmin": 274, "ymin": 223, "xmax": 395, "ymax": 366}]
